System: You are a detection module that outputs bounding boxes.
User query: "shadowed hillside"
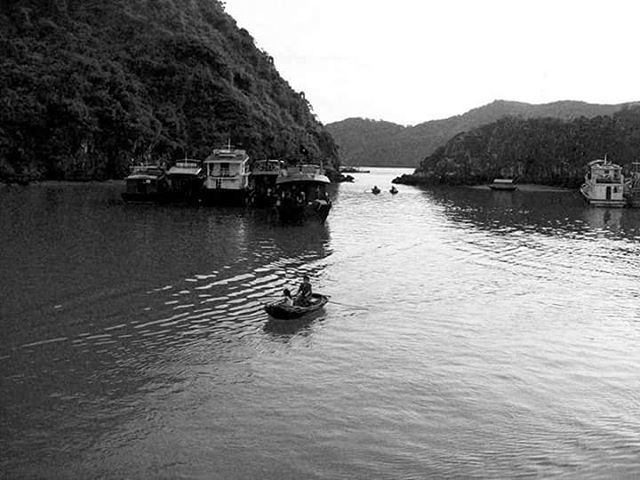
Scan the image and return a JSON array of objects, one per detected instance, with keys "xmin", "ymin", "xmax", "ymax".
[
  {"xmin": 0, "ymin": 0, "xmax": 339, "ymax": 181},
  {"xmin": 327, "ymin": 100, "xmax": 638, "ymax": 168}
]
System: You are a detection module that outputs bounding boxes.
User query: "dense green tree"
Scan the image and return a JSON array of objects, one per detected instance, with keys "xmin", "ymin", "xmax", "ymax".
[
  {"xmin": 0, "ymin": 0, "xmax": 340, "ymax": 181},
  {"xmin": 395, "ymin": 107, "xmax": 640, "ymax": 187}
]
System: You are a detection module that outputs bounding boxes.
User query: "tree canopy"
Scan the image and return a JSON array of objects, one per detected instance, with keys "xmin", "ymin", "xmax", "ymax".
[
  {"xmin": 0, "ymin": 0, "xmax": 340, "ymax": 180},
  {"xmin": 395, "ymin": 106, "xmax": 640, "ymax": 187}
]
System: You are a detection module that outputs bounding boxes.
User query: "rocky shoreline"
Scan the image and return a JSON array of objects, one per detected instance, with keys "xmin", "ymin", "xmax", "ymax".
[{"xmin": 392, "ymin": 172, "xmax": 581, "ymax": 190}]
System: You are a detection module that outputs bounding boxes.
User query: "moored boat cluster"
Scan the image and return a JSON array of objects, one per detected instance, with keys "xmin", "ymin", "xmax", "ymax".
[{"xmin": 121, "ymin": 144, "xmax": 332, "ymax": 223}]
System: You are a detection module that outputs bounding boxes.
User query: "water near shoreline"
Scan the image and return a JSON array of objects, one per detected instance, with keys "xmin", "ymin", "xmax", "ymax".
[{"xmin": 2, "ymin": 169, "xmax": 640, "ymax": 478}]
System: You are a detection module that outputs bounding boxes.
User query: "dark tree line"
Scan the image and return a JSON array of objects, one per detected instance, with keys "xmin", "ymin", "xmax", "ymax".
[{"xmin": 397, "ymin": 107, "xmax": 640, "ymax": 187}]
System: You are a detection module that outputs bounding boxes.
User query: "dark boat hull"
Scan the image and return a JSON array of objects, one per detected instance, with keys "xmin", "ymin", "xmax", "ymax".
[
  {"xmin": 202, "ymin": 189, "xmax": 247, "ymax": 206},
  {"xmin": 276, "ymin": 199, "xmax": 331, "ymax": 224},
  {"xmin": 121, "ymin": 192, "xmax": 169, "ymax": 204},
  {"xmin": 264, "ymin": 294, "xmax": 328, "ymax": 320}
]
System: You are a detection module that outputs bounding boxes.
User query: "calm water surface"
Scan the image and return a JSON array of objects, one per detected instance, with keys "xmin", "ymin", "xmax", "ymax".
[{"xmin": 2, "ymin": 169, "xmax": 640, "ymax": 479}]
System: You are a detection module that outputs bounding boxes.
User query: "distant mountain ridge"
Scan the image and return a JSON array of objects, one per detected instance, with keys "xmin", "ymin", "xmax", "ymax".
[{"xmin": 327, "ymin": 100, "xmax": 639, "ymax": 168}]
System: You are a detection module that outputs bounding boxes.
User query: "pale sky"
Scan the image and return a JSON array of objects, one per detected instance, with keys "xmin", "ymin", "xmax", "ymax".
[{"xmin": 225, "ymin": 0, "xmax": 640, "ymax": 126}]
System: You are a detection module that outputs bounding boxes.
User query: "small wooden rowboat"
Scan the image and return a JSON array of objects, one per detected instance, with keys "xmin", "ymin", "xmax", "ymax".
[{"xmin": 264, "ymin": 293, "xmax": 328, "ymax": 320}]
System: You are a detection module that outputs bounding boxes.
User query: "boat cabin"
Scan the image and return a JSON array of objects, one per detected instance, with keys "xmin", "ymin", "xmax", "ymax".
[
  {"xmin": 203, "ymin": 146, "xmax": 250, "ymax": 204},
  {"xmin": 122, "ymin": 164, "xmax": 169, "ymax": 203},
  {"xmin": 489, "ymin": 178, "xmax": 517, "ymax": 191},
  {"xmin": 275, "ymin": 164, "xmax": 332, "ymax": 223},
  {"xmin": 249, "ymin": 159, "xmax": 283, "ymax": 207},
  {"xmin": 276, "ymin": 164, "xmax": 330, "ymax": 201},
  {"xmin": 580, "ymin": 158, "xmax": 626, "ymax": 207},
  {"xmin": 166, "ymin": 158, "xmax": 204, "ymax": 201}
]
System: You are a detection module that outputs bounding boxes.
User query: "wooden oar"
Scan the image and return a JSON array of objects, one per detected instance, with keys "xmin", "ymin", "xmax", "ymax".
[
  {"xmin": 261, "ymin": 294, "xmax": 368, "ymax": 310},
  {"xmin": 324, "ymin": 296, "xmax": 369, "ymax": 310}
]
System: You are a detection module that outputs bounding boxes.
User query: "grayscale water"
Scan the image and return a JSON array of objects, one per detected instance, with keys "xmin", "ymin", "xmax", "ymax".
[{"xmin": 2, "ymin": 168, "xmax": 640, "ymax": 479}]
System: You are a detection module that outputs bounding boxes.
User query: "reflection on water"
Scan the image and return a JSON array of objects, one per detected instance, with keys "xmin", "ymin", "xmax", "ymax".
[{"xmin": 2, "ymin": 174, "xmax": 640, "ymax": 479}]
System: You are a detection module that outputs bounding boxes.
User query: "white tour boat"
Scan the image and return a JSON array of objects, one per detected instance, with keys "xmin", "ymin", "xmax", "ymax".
[
  {"xmin": 203, "ymin": 143, "xmax": 250, "ymax": 205},
  {"xmin": 580, "ymin": 157, "xmax": 626, "ymax": 207}
]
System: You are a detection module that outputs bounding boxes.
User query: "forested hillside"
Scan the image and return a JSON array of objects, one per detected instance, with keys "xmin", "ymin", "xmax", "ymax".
[
  {"xmin": 393, "ymin": 106, "xmax": 640, "ymax": 187},
  {"xmin": 0, "ymin": 0, "xmax": 339, "ymax": 181},
  {"xmin": 327, "ymin": 100, "xmax": 637, "ymax": 168}
]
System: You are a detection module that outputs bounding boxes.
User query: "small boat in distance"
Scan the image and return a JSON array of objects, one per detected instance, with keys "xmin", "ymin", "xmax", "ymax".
[
  {"xmin": 203, "ymin": 143, "xmax": 250, "ymax": 206},
  {"xmin": 166, "ymin": 158, "xmax": 204, "ymax": 203},
  {"xmin": 340, "ymin": 166, "xmax": 370, "ymax": 173},
  {"xmin": 264, "ymin": 293, "xmax": 328, "ymax": 320},
  {"xmin": 371, "ymin": 186, "xmax": 381, "ymax": 194},
  {"xmin": 489, "ymin": 178, "xmax": 517, "ymax": 191},
  {"xmin": 121, "ymin": 163, "xmax": 170, "ymax": 203},
  {"xmin": 275, "ymin": 163, "xmax": 332, "ymax": 223},
  {"xmin": 580, "ymin": 157, "xmax": 626, "ymax": 207},
  {"xmin": 390, "ymin": 186, "xmax": 398, "ymax": 195}
]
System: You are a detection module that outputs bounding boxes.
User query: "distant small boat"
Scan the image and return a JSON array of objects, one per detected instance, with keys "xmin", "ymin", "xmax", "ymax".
[
  {"xmin": 489, "ymin": 178, "xmax": 517, "ymax": 191},
  {"xmin": 371, "ymin": 186, "xmax": 381, "ymax": 194},
  {"xmin": 264, "ymin": 293, "xmax": 328, "ymax": 320},
  {"xmin": 580, "ymin": 157, "xmax": 626, "ymax": 207},
  {"xmin": 121, "ymin": 163, "xmax": 170, "ymax": 203},
  {"xmin": 389, "ymin": 186, "xmax": 398, "ymax": 195},
  {"xmin": 340, "ymin": 166, "xmax": 370, "ymax": 173}
]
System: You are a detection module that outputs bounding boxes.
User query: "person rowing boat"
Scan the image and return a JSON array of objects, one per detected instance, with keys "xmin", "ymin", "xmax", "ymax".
[{"xmin": 294, "ymin": 274, "xmax": 313, "ymax": 306}]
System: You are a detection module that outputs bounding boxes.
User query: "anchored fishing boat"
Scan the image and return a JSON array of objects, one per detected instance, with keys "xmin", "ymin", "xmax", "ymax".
[
  {"xmin": 166, "ymin": 158, "xmax": 204, "ymax": 203},
  {"xmin": 580, "ymin": 157, "xmax": 626, "ymax": 207},
  {"xmin": 275, "ymin": 163, "xmax": 332, "ymax": 223},
  {"xmin": 489, "ymin": 178, "xmax": 517, "ymax": 191},
  {"xmin": 264, "ymin": 293, "xmax": 329, "ymax": 320},
  {"xmin": 121, "ymin": 163, "xmax": 170, "ymax": 203},
  {"xmin": 203, "ymin": 143, "xmax": 250, "ymax": 206}
]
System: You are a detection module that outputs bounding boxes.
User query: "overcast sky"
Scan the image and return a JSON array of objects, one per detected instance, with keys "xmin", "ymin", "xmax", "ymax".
[{"xmin": 225, "ymin": 0, "xmax": 640, "ymax": 126}]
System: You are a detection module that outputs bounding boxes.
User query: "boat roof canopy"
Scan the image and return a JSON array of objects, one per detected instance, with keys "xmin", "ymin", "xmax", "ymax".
[
  {"xmin": 588, "ymin": 158, "xmax": 621, "ymax": 168},
  {"xmin": 168, "ymin": 166, "xmax": 203, "ymax": 176},
  {"xmin": 205, "ymin": 148, "xmax": 249, "ymax": 164}
]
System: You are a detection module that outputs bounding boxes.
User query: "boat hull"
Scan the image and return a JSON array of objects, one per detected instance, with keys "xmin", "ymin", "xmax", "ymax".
[
  {"xmin": 264, "ymin": 294, "xmax": 328, "ymax": 320},
  {"xmin": 167, "ymin": 176, "xmax": 204, "ymax": 203},
  {"xmin": 489, "ymin": 184, "xmax": 517, "ymax": 191},
  {"xmin": 276, "ymin": 199, "xmax": 331, "ymax": 224},
  {"xmin": 202, "ymin": 189, "xmax": 247, "ymax": 206},
  {"xmin": 580, "ymin": 185, "xmax": 626, "ymax": 207},
  {"xmin": 121, "ymin": 192, "xmax": 169, "ymax": 204}
]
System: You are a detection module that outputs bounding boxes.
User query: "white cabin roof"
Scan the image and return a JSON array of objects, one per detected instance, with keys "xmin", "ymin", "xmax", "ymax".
[{"xmin": 205, "ymin": 148, "xmax": 249, "ymax": 164}]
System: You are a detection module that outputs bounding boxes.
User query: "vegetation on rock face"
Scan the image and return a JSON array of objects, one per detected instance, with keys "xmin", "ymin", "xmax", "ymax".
[
  {"xmin": 0, "ymin": 0, "xmax": 339, "ymax": 181},
  {"xmin": 327, "ymin": 100, "xmax": 637, "ymax": 168},
  {"xmin": 394, "ymin": 106, "xmax": 640, "ymax": 187}
]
